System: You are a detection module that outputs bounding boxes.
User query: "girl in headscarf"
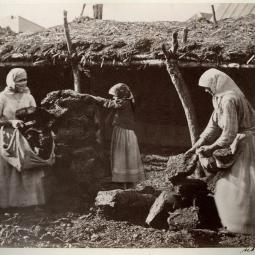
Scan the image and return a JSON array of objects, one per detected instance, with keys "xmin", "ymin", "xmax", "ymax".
[
  {"xmin": 0, "ymin": 68, "xmax": 45, "ymax": 208},
  {"xmin": 91, "ymin": 83, "xmax": 145, "ymax": 189},
  {"xmin": 186, "ymin": 68, "xmax": 255, "ymax": 234}
]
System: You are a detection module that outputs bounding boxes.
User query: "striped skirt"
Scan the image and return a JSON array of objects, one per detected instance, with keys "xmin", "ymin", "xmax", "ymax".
[{"xmin": 111, "ymin": 126, "xmax": 145, "ymax": 183}]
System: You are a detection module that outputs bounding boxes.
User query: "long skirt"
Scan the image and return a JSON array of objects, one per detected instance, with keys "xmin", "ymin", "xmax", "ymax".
[
  {"xmin": 0, "ymin": 128, "xmax": 45, "ymax": 208},
  {"xmin": 215, "ymin": 133, "xmax": 255, "ymax": 234},
  {"xmin": 111, "ymin": 126, "xmax": 145, "ymax": 183}
]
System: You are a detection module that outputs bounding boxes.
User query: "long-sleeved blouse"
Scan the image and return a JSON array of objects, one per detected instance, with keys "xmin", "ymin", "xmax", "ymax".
[
  {"xmin": 95, "ymin": 96, "xmax": 135, "ymax": 130},
  {"xmin": 199, "ymin": 93, "xmax": 255, "ymax": 147}
]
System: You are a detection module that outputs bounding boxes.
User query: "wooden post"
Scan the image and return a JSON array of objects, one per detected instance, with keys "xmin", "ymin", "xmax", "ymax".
[
  {"xmin": 171, "ymin": 31, "xmax": 178, "ymax": 53},
  {"xmin": 183, "ymin": 27, "xmax": 188, "ymax": 44},
  {"xmin": 247, "ymin": 55, "xmax": 255, "ymax": 65},
  {"xmin": 80, "ymin": 3, "xmax": 86, "ymax": 17},
  {"xmin": 63, "ymin": 10, "xmax": 81, "ymax": 92},
  {"xmin": 211, "ymin": 5, "xmax": 218, "ymax": 26},
  {"xmin": 93, "ymin": 4, "xmax": 103, "ymax": 19},
  {"xmin": 162, "ymin": 33, "xmax": 199, "ymax": 145}
]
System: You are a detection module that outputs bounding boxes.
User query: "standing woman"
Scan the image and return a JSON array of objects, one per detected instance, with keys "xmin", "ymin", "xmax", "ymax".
[
  {"xmin": 186, "ymin": 68, "xmax": 255, "ymax": 234},
  {"xmin": 91, "ymin": 83, "xmax": 145, "ymax": 189},
  {"xmin": 0, "ymin": 68, "xmax": 45, "ymax": 208}
]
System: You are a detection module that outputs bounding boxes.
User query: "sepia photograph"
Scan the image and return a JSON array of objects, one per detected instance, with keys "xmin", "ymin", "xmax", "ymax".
[{"xmin": 0, "ymin": 0, "xmax": 254, "ymax": 253}]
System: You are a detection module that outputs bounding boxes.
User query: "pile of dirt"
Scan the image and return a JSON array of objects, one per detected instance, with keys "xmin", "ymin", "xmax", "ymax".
[
  {"xmin": 41, "ymin": 89, "xmax": 110, "ymax": 197},
  {"xmin": 140, "ymin": 154, "xmax": 170, "ymax": 190}
]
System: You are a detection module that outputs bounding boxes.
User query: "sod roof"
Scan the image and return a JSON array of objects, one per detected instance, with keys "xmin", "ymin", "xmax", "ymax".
[{"xmin": 0, "ymin": 14, "xmax": 255, "ymax": 66}]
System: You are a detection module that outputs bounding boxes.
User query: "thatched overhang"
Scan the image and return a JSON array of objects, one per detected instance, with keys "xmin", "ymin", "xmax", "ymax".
[{"xmin": 0, "ymin": 15, "xmax": 255, "ymax": 68}]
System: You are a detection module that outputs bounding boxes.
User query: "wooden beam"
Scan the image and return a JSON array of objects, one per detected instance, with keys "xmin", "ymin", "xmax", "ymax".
[
  {"xmin": 183, "ymin": 27, "xmax": 188, "ymax": 44},
  {"xmin": 93, "ymin": 4, "xmax": 103, "ymax": 19},
  {"xmin": 1, "ymin": 60, "xmax": 255, "ymax": 69},
  {"xmin": 211, "ymin": 5, "xmax": 218, "ymax": 26},
  {"xmin": 80, "ymin": 3, "xmax": 86, "ymax": 17},
  {"xmin": 171, "ymin": 31, "xmax": 178, "ymax": 54},
  {"xmin": 247, "ymin": 55, "xmax": 255, "ymax": 65},
  {"xmin": 63, "ymin": 10, "xmax": 81, "ymax": 92},
  {"xmin": 83, "ymin": 61, "xmax": 255, "ymax": 69}
]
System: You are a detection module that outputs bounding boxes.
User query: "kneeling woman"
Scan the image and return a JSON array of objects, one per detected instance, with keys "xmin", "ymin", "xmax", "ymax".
[
  {"xmin": 186, "ymin": 68, "xmax": 255, "ymax": 234},
  {"xmin": 0, "ymin": 68, "xmax": 46, "ymax": 208}
]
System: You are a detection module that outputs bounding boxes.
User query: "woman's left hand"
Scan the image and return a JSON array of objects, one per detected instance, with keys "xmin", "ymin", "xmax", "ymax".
[
  {"xmin": 197, "ymin": 145, "xmax": 214, "ymax": 157},
  {"xmin": 11, "ymin": 120, "xmax": 24, "ymax": 129}
]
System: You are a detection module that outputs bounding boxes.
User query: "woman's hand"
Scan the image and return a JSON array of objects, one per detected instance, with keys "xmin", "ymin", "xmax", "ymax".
[
  {"xmin": 83, "ymin": 95, "xmax": 102, "ymax": 103},
  {"xmin": 197, "ymin": 145, "xmax": 214, "ymax": 157},
  {"xmin": 11, "ymin": 120, "xmax": 24, "ymax": 129},
  {"xmin": 185, "ymin": 147, "xmax": 196, "ymax": 157}
]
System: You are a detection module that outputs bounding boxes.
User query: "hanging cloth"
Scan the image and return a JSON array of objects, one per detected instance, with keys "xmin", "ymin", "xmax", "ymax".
[{"xmin": 0, "ymin": 127, "xmax": 55, "ymax": 171}]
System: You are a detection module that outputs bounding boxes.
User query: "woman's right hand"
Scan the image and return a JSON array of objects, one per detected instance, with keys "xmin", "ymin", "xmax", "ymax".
[
  {"xmin": 185, "ymin": 147, "xmax": 196, "ymax": 157},
  {"xmin": 81, "ymin": 94, "xmax": 100, "ymax": 103},
  {"xmin": 10, "ymin": 120, "xmax": 24, "ymax": 129}
]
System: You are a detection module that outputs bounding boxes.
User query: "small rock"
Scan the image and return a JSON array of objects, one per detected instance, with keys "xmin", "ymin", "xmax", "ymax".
[
  {"xmin": 79, "ymin": 213, "xmax": 92, "ymax": 220},
  {"xmin": 90, "ymin": 233, "xmax": 100, "ymax": 241},
  {"xmin": 33, "ymin": 225, "xmax": 44, "ymax": 237},
  {"xmin": 132, "ymin": 233, "xmax": 140, "ymax": 239},
  {"xmin": 40, "ymin": 233, "xmax": 52, "ymax": 241}
]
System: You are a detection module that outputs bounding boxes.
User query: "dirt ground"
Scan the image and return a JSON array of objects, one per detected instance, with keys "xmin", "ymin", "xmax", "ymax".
[{"xmin": 0, "ymin": 153, "xmax": 254, "ymax": 248}]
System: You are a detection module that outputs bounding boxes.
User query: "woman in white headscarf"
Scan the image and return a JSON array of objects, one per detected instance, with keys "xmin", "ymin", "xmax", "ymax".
[
  {"xmin": 186, "ymin": 68, "xmax": 255, "ymax": 234},
  {"xmin": 0, "ymin": 68, "xmax": 45, "ymax": 208},
  {"xmin": 91, "ymin": 83, "xmax": 145, "ymax": 189}
]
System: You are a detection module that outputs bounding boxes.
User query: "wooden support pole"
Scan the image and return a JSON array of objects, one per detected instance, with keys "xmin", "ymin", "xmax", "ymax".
[
  {"xmin": 80, "ymin": 3, "xmax": 86, "ymax": 17},
  {"xmin": 183, "ymin": 27, "xmax": 188, "ymax": 44},
  {"xmin": 93, "ymin": 4, "xmax": 103, "ymax": 19},
  {"xmin": 211, "ymin": 5, "xmax": 218, "ymax": 27},
  {"xmin": 171, "ymin": 31, "xmax": 178, "ymax": 54},
  {"xmin": 162, "ymin": 41, "xmax": 199, "ymax": 145},
  {"xmin": 247, "ymin": 55, "xmax": 255, "ymax": 65},
  {"xmin": 63, "ymin": 10, "xmax": 81, "ymax": 92}
]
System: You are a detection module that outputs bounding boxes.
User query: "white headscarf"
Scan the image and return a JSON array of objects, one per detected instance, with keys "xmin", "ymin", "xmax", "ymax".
[
  {"xmin": 199, "ymin": 68, "xmax": 245, "ymax": 110},
  {"xmin": 108, "ymin": 83, "xmax": 135, "ymax": 103},
  {"xmin": 198, "ymin": 68, "xmax": 244, "ymax": 97},
  {"xmin": 5, "ymin": 68, "xmax": 30, "ymax": 94}
]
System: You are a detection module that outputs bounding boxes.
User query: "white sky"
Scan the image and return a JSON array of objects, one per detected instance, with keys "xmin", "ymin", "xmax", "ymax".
[{"xmin": 0, "ymin": 0, "xmax": 251, "ymax": 28}]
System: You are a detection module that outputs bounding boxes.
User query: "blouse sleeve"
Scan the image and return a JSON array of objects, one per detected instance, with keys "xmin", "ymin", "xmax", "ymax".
[
  {"xmin": 29, "ymin": 94, "xmax": 36, "ymax": 107},
  {"xmin": 0, "ymin": 94, "xmax": 9, "ymax": 124},
  {"xmin": 199, "ymin": 111, "xmax": 221, "ymax": 143},
  {"xmin": 94, "ymin": 96, "xmax": 124, "ymax": 109},
  {"xmin": 0, "ymin": 94, "xmax": 5, "ymax": 120},
  {"xmin": 212, "ymin": 98, "xmax": 238, "ymax": 147}
]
